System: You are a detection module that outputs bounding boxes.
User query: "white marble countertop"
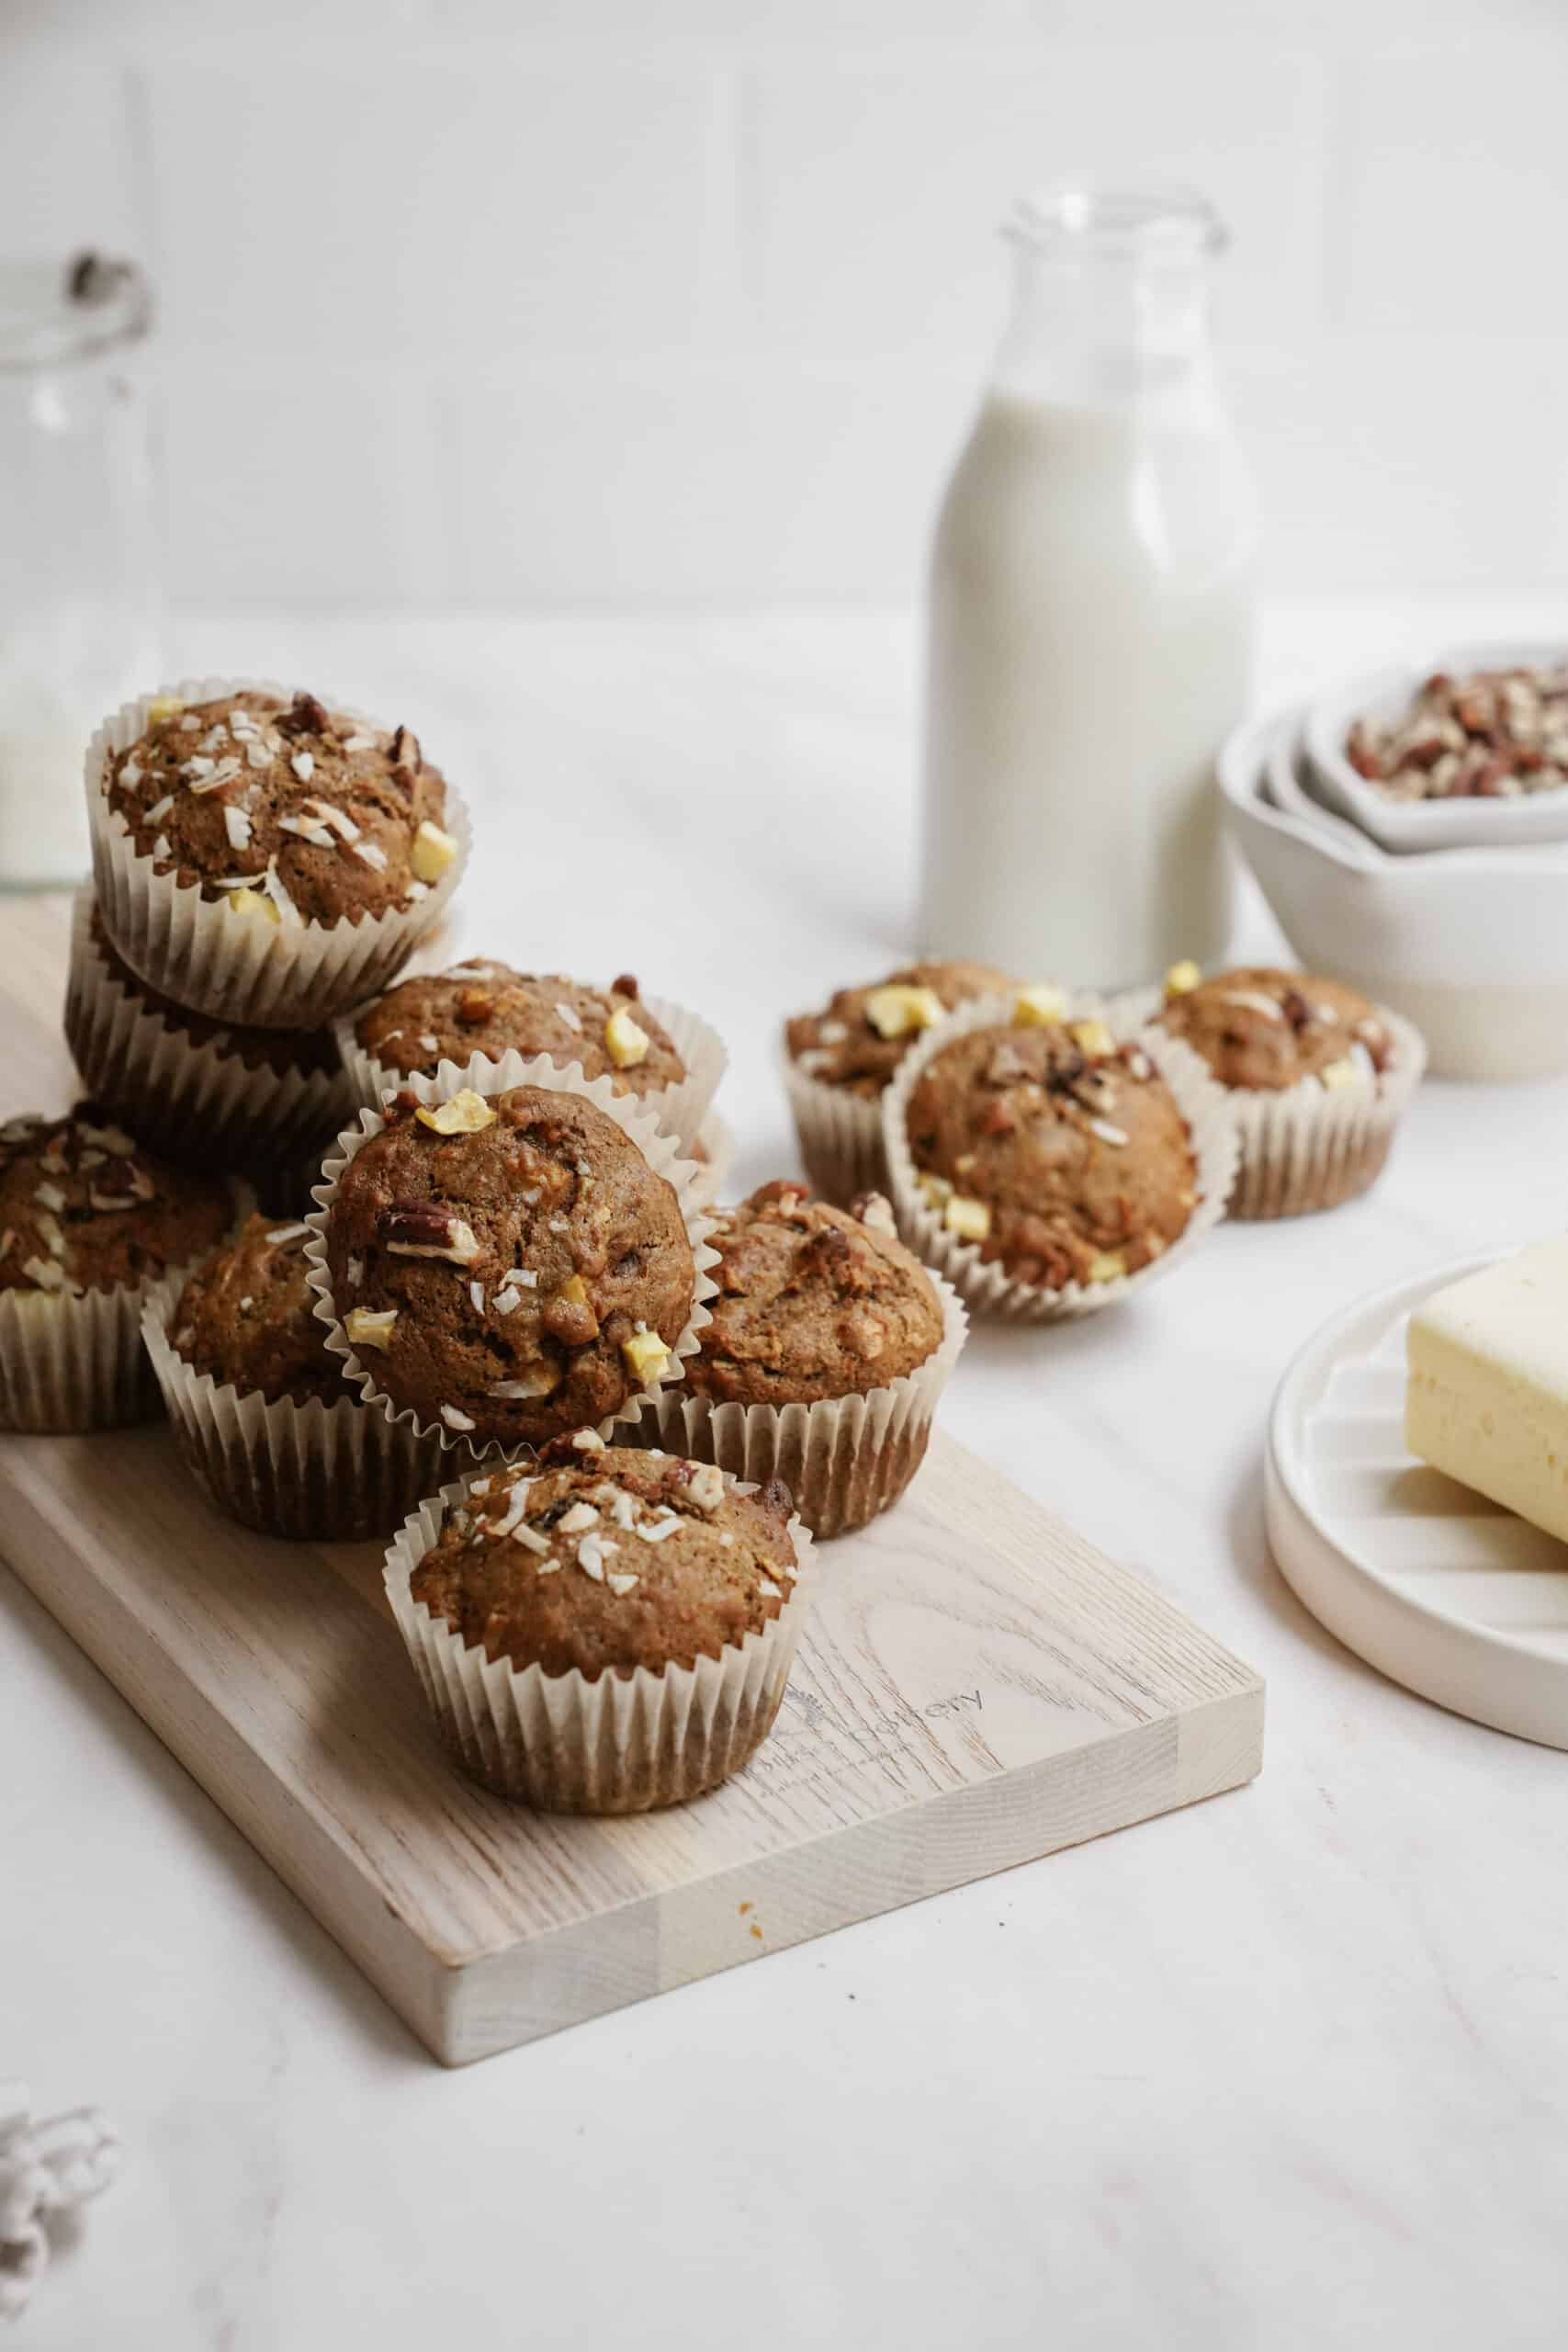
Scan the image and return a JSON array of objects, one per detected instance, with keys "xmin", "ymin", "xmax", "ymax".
[{"xmin": 6, "ymin": 600, "xmax": 1568, "ymax": 2350}]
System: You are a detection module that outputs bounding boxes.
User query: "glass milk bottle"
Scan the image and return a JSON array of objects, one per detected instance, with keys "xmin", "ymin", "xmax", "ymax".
[
  {"xmin": 919, "ymin": 187, "xmax": 1256, "ymax": 986},
  {"xmin": 0, "ymin": 254, "xmax": 161, "ymax": 889}
]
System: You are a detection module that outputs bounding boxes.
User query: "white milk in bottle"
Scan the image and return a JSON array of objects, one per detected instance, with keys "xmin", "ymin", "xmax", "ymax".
[{"xmin": 920, "ymin": 188, "xmax": 1256, "ymax": 985}]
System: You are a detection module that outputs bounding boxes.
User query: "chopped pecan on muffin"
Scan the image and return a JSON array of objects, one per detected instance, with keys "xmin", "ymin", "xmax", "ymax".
[
  {"xmin": 353, "ymin": 961, "xmax": 685, "ymax": 1096},
  {"xmin": 170, "ymin": 1211, "xmax": 343, "ymax": 1408},
  {"xmin": 411, "ymin": 1440, "xmax": 796, "ymax": 1679},
  {"xmin": 321, "ymin": 1085, "xmax": 696, "ymax": 1448},
  {"xmin": 1157, "ymin": 962, "xmax": 1392, "ymax": 1091},
  {"xmin": 0, "ymin": 1106, "xmax": 233, "ymax": 1300},
  {"xmin": 685, "ymin": 1180, "xmax": 944, "ymax": 1407},
  {"xmin": 103, "ymin": 688, "xmax": 455, "ymax": 925},
  {"xmin": 785, "ymin": 959, "xmax": 1018, "ymax": 1097},
  {"xmin": 902, "ymin": 1010, "xmax": 1196, "ymax": 1289}
]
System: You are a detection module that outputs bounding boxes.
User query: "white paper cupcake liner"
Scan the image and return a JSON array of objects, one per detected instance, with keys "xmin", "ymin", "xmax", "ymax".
[
  {"xmin": 879, "ymin": 992, "xmax": 1238, "ymax": 1323},
  {"xmin": 385, "ymin": 1466, "xmax": 815, "ymax": 1811},
  {"xmin": 141, "ymin": 1272, "xmax": 459, "ymax": 1541},
  {"xmin": 333, "ymin": 989, "xmax": 726, "ymax": 1154},
  {"xmin": 64, "ymin": 888, "xmax": 358, "ymax": 1170},
  {"xmin": 1114, "ymin": 989, "xmax": 1427, "ymax": 1221},
  {"xmin": 0, "ymin": 1181, "xmax": 252, "ymax": 1434},
  {"xmin": 632, "ymin": 1270, "xmax": 966, "ymax": 1538},
  {"xmin": 780, "ymin": 1045, "xmax": 886, "ymax": 1206},
  {"xmin": 86, "ymin": 675, "xmax": 470, "ymax": 1031},
  {"xmin": 685, "ymin": 1107, "xmax": 734, "ymax": 1213},
  {"xmin": 303, "ymin": 1054, "xmax": 720, "ymax": 1464}
]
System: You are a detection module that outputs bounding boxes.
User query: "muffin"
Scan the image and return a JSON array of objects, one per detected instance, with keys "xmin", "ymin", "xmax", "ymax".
[
  {"xmin": 307, "ymin": 1077, "xmax": 714, "ymax": 1457},
  {"xmin": 1154, "ymin": 962, "xmax": 1426, "ymax": 1219},
  {"xmin": 141, "ymin": 1212, "xmax": 451, "ymax": 1539},
  {"xmin": 782, "ymin": 958, "xmax": 1018, "ymax": 1204},
  {"xmin": 637, "ymin": 1181, "xmax": 965, "ymax": 1536},
  {"xmin": 64, "ymin": 892, "xmax": 355, "ymax": 1180},
  {"xmin": 88, "ymin": 680, "xmax": 468, "ymax": 1030},
  {"xmin": 338, "ymin": 958, "xmax": 724, "ymax": 1150},
  {"xmin": 0, "ymin": 1106, "xmax": 238, "ymax": 1430},
  {"xmin": 387, "ymin": 1436, "xmax": 813, "ymax": 1809},
  {"xmin": 880, "ymin": 987, "xmax": 1236, "ymax": 1322}
]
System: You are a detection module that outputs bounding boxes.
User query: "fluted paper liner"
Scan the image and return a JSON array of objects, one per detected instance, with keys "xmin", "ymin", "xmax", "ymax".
[
  {"xmin": 686, "ymin": 1108, "xmax": 733, "ymax": 1213},
  {"xmin": 303, "ymin": 1054, "xmax": 720, "ymax": 1464},
  {"xmin": 141, "ymin": 1271, "xmax": 459, "ymax": 1541},
  {"xmin": 0, "ymin": 1180, "xmax": 251, "ymax": 1434},
  {"xmin": 385, "ymin": 1466, "xmax": 815, "ymax": 1810},
  {"xmin": 634, "ymin": 1270, "xmax": 966, "ymax": 1538},
  {"xmin": 780, "ymin": 1043, "xmax": 886, "ymax": 1206},
  {"xmin": 1113, "ymin": 989, "xmax": 1427, "ymax": 1221},
  {"xmin": 879, "ymin": 993, "xmax": 1238, "ymax": 1323},
  {"xmin": 65, "ymin": 888, "xmax": 358, "ymax": 1169},
  {"xmin": 86, "ymin": 675, "xmax": 470, "ymax": 1030},
  {"xmin": 333, "ymin": 987, "xmax": 726, "ymax": 1153}
]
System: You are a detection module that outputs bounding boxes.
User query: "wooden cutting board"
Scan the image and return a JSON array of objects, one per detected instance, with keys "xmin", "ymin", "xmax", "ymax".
[{"xmin": 0, "ymin": 894, "xmax": 1264, "ymax": 2065}]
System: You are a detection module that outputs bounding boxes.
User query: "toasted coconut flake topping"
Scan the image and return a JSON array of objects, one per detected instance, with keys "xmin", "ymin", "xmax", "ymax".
[{"xmin": 440, "ymin": 1404, "xmax": 476, "ymax": 1431}]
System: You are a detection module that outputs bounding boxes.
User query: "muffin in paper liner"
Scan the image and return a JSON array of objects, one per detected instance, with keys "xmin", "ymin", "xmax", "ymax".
[
  {"xmin": 878, "ymin": 992, "xmax": 1238, "ymax": 1324},
  {"xmin": 332, "ymin": 987, "xmax": 727, "ymax": 1154},
  {"xmin": 686, "ymin": 1107, "xmax": 734, "ymax": 1213},
  {"xmin": 384, "ymin": 1466, "xmax": 815, "ymax": 1811},
  {"xmin": 0, "ymin": 1180, "xmax": 252, "ymax": 1435},
  {"xmin": 140, "ymin": 1270, "xmax": 460, "ymax": 1541},
  {"xmin": 85, "ymin": 675, "xmax": 471, "ymax": 1031},
  {"xmin": 1115, "ymin": 986, "xmax": 1427, "ymax": 1222},
  {"xmin": 629, "ymin": 1270, "xmax": 967, "ymax": 1538},
  {"xmin": 303, "ymin": 1052, "xmax": 720, "ymax": 1464},
  {"xmin": 780, "ymin": 1043, "xmax": 886, "ymax": 1206},
  {"xmin": 64, "ymin": 888, "xmax": 358, "ymax": 1171}
]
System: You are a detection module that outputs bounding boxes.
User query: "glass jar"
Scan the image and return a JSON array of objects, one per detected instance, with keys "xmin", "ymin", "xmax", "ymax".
[
  {"xmin": 0, "ymin": 254, "xmax": 161, "ymax": 890},
  {"xmin": 919, "ymin": 187, "xmax": 1257, "ymax": 988}
]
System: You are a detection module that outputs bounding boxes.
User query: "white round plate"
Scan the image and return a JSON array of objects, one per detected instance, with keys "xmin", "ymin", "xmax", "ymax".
[{"xmin": 1266, "ymin": 1254, "xmax": 1568, "ymax": 1749}]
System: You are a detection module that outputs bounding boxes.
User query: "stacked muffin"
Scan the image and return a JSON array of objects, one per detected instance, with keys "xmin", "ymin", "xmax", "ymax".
[{"xmin": 6, "ymin": 680, "xmax": 464, "ymax": 1442}]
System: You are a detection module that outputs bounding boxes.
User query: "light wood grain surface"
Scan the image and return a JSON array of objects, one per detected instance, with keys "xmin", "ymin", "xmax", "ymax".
[{"xmin": 0, "ymin": 892, "xmax": 1264, "ymax": 2064}]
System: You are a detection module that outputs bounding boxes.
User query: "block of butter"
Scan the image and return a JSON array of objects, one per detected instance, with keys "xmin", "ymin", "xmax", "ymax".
[{"xmin": 1406, "ymin": 1238, "xmax": 1568, "ymax": 1542}]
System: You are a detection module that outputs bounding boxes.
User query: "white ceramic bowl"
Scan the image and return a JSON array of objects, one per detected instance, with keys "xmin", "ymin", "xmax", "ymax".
[
  {"xmin": 1303, "ymin": 641, "xmax": 1568, "ymax": 854},
  {"xmin": 1220, "ymin": 708, "xmax": 1568, "ymax": 1080}
]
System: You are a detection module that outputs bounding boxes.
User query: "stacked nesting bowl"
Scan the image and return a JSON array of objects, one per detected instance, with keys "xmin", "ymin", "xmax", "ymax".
[{"xmin": 1218, "ymin": 643, "xmax": 1568, "ymax": 1080}]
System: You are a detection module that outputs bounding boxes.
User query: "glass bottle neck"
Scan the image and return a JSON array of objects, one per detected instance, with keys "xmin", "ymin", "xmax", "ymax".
[
  {"xmin": 993, "ymin": 246, "xmax": 1219, "ymax": 410},
  {"xmin": 989, "ymin": 189, "xmax": 1225, "ymax": 413}
]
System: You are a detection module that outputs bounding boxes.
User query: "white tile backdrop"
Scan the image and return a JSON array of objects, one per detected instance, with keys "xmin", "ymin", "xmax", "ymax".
[{"xmin": 4, "ymin": 0, "xmax": 1567, "ymax": 609}]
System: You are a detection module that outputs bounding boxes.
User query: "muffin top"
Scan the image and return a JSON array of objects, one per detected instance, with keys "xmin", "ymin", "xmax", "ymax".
[
  {"xmin": 102, "ymin": 688, "xmax": 454, "ymax": 925},
  {"xmin": 0, "ymin": 1107, "xmax": 233, "ymax": 1298},
  {"xmin": 685, "ymin": 1181, "xmax": 943, "ymax": 1407},
  {"xmin": 410, "ymin": 1439, "xmax": 797, "ymax": 1679},
  {"xmin": 786, "ymin": 959, "xmax": 1017, "ymax": 1097},
  {"xmin": 87, "ymin": 906, "xmax": 339, "ymax": 1078},
  {"xmin": 902, "ymin": 1006, "xmax": 1196, "ymax": 1289},
  {"xmin": 171, "ymin": 1211, "xmax": 341, "ymax": 1408},
  {"xmin": 1157, "ymin": 964, "xmax": 1392, "ymax": 1092},
  {"xmin": 355, "ymin": 960, "xmax": 685, "ymax": 1098},
  {"xmin": 322, "ymin": 1085, "xmax": 696, "ymax": 1449}
]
